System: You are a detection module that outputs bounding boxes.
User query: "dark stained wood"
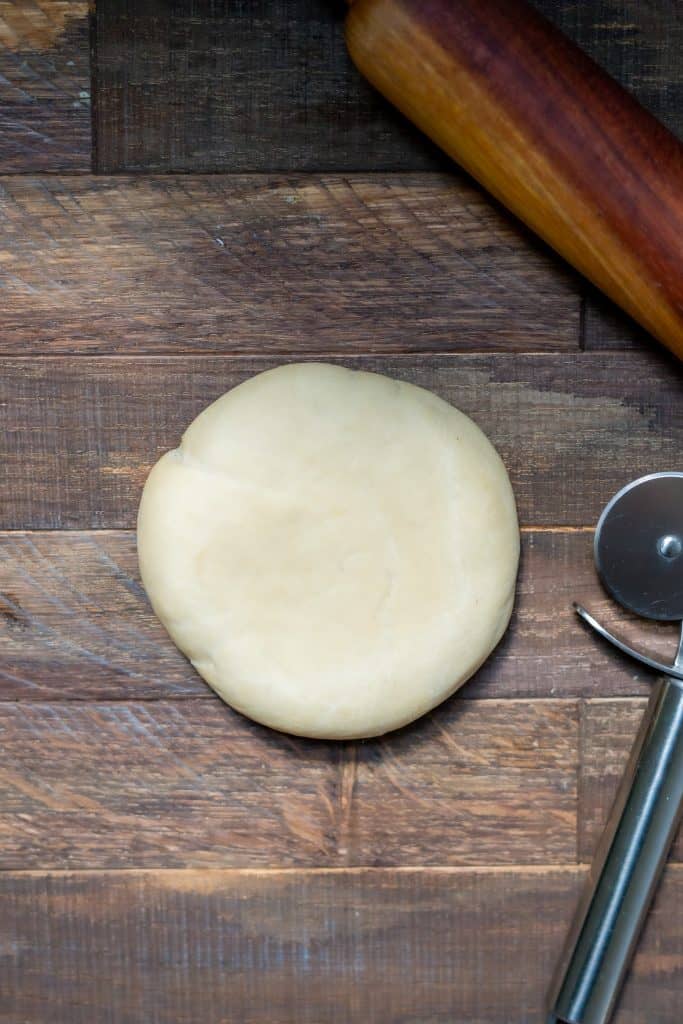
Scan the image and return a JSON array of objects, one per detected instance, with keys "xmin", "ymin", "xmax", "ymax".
[
  {"xmin": 0, "ymin": 868, "xmax": 580, "ymax": 1024},
  {"xmin": 0, "ymin": 699, "xmax": 577, "ymax": 868},
  {"xmin": 0, "ymin": 530, "xmax": 196, "ymax": 700},
  {"xmin": 1, "ymin": 866, "xmax": 682, "ymax": 1023},
  {"xmin": 93, "ymin": 0, "xmax": 683, "ymax": 174},
  {"xmin": 535, "ymin": 0, "xmax": 683, "ymax": 140},
  {"xmin": 583, "ymin": 289, "xmax": 650, "ymax": 351},
  {"xmin": 4, "ymin": 0, "xmax": 682, "ymax": 1013},
  {"xmin": 0, "ymin": 173, "xmax": 579, "ymax": 355},
  {"xmin": 579, "ymin": 700, "xmax": 683, "ymax": 864},
  {"xmin": 2, "ymin": 530, "xmax": 679, "ymax": 702},
  {"xmin": 1, "ymin": 350, "xmax": 680, "ymax": 530},
  {"xmin": 0, "ymin": 1, "xmax": 91, "ymax": 172},
  {"xmin": 346, "ymin": 699, "xmax": 578, "ymax": 866},
  {"xmin": 347, "ymin": 0, "xmax": 683, "ymax": 362},
  {"xmin": 93, "ymin": 0, "xmax": 445, "ymax": 174}
]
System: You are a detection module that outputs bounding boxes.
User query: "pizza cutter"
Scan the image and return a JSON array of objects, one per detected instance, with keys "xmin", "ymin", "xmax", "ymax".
[{"xmin": 548, "ymin": 472, "xmax": 683, "ymax": 1024}]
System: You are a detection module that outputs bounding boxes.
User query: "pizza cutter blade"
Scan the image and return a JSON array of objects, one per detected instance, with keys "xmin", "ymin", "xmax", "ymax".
[{"xmin": 548, "ymin": 472, "xmax": 683, "ymax": 1024}]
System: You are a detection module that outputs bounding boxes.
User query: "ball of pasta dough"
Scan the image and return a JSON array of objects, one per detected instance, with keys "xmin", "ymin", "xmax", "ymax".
[{"xmin": 138, "ymin": 363, "xmax": 519, "ymax": 739}]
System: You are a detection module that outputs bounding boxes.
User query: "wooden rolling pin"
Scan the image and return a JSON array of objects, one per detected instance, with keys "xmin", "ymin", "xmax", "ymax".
[{"xmin": 346, "ymin": 0, "xmax": 683, "ymax": 359}]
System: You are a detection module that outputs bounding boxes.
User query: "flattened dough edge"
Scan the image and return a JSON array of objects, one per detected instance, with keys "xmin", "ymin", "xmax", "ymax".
[{"xmin": 138, "ymin": 363, "xmax": 519, "ymax": 739}]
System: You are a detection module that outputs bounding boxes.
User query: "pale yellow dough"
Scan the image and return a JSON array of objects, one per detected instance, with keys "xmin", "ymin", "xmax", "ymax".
[{"xmin": 137, "ymin": 363, "xmax": 519, "ymax": 739}]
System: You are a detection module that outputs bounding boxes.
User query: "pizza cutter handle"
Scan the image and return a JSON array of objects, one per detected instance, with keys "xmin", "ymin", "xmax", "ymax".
[{"xmin": 548, "ymin": 676, "xmax": 683, "ymax": 1024}]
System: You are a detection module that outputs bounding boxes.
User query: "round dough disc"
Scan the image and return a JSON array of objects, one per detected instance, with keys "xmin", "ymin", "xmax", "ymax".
[{"xmin": 138, "ymin": 363, "xmax": 519, "ymax": 739}]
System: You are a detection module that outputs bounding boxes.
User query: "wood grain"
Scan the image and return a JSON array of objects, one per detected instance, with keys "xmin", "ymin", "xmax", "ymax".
[
  {"xmin": 579, "ymin": 699, "xmax": 683, "ymax": 865},
  {"xmin": 5, "ymin": 1, "xmax": 681, "ymax": 1014},
  {"xmin": 0, "ymin": 699, "xmax": 577, "ymax": 869},
  {"xmin": 0, "ymin": 1, "xmax": 91, "ymax": 172},
  {"xmin": 0, "ymin": 173, "xmax": 579, "ymax": 355},
  {"xmin": 346, "ymin": 699, "xmax": 577, "ymax": 867},
  {"xmin": 0, "ymin": 867, "xmax": 579, "ymax": 1024},
  {"xmin": 347, "ymin": 0, "xmax": 683, "ymax": 361},
  {"xmin": 584, "ymin": 289, "xmax": 650, "ymax": 351},
  {"xmin": 92, "ymin": 0, "xmax": 683, "ymax": 174},
  {"xmin": 2, "ymin": 866, "xmax": 683, "ymax": 1024},
  {"xmin": 2, "ymin": 530, "xmax": 679, "ymax": 702},
  {"xmin": 1, "ymin": 349, "xmax": 680, "ymax": 530},
  {"xmin": 93, "ymin": 0, "xmax": 444, "ymax": 174}
]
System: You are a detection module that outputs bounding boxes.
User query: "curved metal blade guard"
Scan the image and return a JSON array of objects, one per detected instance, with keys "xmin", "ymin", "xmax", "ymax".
[{"xmin": 576, "ymin": 472, "xmax": 683, "ymax": 675}]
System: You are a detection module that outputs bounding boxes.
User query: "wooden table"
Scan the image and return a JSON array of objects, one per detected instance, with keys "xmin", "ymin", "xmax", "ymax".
[{"xmin": 0, "ymin": 3, "xmax": 681, "ymax": 1022}]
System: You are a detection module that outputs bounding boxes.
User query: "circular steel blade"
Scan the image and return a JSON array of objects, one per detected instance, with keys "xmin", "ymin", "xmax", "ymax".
[{"xmin": 595, "ymin": 472, "xmax": 683, "ymax": 622}]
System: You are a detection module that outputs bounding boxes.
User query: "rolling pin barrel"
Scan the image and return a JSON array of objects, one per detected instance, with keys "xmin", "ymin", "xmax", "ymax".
[{"xmin": 346, "ymin": 0, "xmax": 683, "ymax": 359}]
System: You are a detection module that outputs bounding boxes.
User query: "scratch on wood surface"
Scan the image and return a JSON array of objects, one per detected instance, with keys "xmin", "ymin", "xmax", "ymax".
[
  {"xmin": 427, "ymin": 714, "xmax": 490, "ymax": 766},
  {"xmin": 101, "ymin": 465, "xmax": 151, "ymax": 480},
  {"xmin": 336, "ymin": 744, "xmax": 357, "ymax": 858},
  {"xmin": 0, "ymin": 3, "xmax": 90, "ymax": 171},
  {"xmin": 281, "ymin": 800, "xmax": 331, "ymax": 856},
  {"xmin": 0, "ymin": 176, "xmax": 579, "ymax": 354},
  {"xmin": 8, "ymin": 560, "xmax": 149, "ymax": 679},
  {"xmin": 0, "ymin": 864, "xmax": 590, "ymax": 877},
  {"xmin": 374, "ymin": 742, "xmax": 435, "ymax": 810},
  {"xmin": 112, "ymin": 704, "xmax": 211, "ymax": 788},
  {"xmin": 0, "ymin": 765, "xmax": 102, "ymax": 814}
]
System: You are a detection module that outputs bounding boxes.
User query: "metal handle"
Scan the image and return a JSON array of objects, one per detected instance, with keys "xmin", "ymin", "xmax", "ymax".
[{"xmin": 548, "ymin": 676, "xmax": 683, "ymax": 1024}]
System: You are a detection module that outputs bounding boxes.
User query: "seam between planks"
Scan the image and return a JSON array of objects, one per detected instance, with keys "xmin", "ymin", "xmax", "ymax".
[
  {"xmin": 88, "ymin": 3, "xmax": 98, "ymax": 175},
  {"xmin": 0, "ymin": 527, "xmax": 595, "ymax": 535},
  {"xmin": 4, "ymin": 864, "xmax": 681, "ymax": 875},
  {"xmin": 577, "ymin": 697, "xmax": 587, "ymax": 865},
  {"xmin": 0, "ymin": 696, "xmax": 643, "ymax": 704},
  {"xmin": 0, "ymin": 864, "xmax": 587, "ymax": 876},
  {"xmin": 0, "ymin": 696, "xmax": 585, "ymax": 706},
  {"xmin": 0, "ymin": 348, "xmax": 591, "ymax": 359}
]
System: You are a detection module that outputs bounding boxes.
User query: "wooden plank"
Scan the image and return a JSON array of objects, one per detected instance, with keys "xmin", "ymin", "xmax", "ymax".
[
  {"xmin": 93, "ymin": 0, "xmax": 444, "ymax": 174},
  {"xmin": 0, "ymin": 868, "xmax": 579, "ymax": 1024},
  {"xmin": 2, "ymin": 530, "xmax": 678, "ymax": 702},
  {"xmin": 1, "ymin": 350, "xmax": 680, "ymax": 530},
  {"xmin": 2, "ymin": 866, "xmax": 683, "ymax": 1023},
  {"xmin": 346, "ymin": 699, "xmax": 577, "ymax": 867},
  {"xmin": 536, "ymin": 0, "xmax": 683, "ymax": 140},
  {"xmin": 0, "ymin": 173, "xmax": 579, "ymax": 355},
  {"xmin": 0, "ymin": 530, "xmax": 196, "ymax": 700},
  {"xmin": 0, "ymin": 1, "xmax": 91, "ymax": 172},
  {"xmin": 579, "ymin": 699, "xmax": 683, "ymax": 864},
  {"xmin": 93, "ymin": 0, "xmax": 682, "ymax": 174},
  {"xmin": 0, "ymin": 700, "xmax": 577, "ymax": 868}
]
